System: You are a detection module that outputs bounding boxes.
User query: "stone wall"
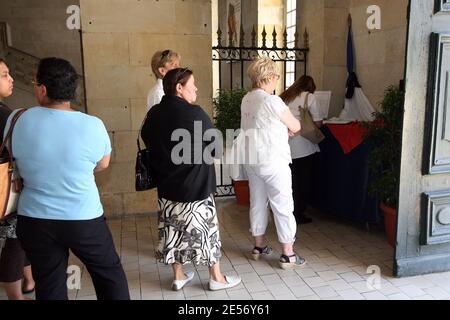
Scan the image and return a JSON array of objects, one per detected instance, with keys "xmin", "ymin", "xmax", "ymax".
[
  {"xmin": 349, "ymin": 0, "xmax": 408, "ymax": 110},
  {"xmin": 297, "ymin": 0, "xmax": 408, "ymax": 116},
  {"xmin": 297, "ymin": 0, "xmax": 325, "ymax": 95},
  {"xmin": 80, "ymin": 0, "xmax": 213, "ymax": 217}
]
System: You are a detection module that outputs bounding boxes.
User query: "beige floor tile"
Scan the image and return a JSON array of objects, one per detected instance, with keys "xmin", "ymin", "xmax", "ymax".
[
  {"xmin": 397, "ymin": 284, "xmax": 427, "ymax": 298},
  {"xmin": 290, "ymin": 285, "xmax": 315, "ymax": 298},
  {"xmin": 163, "ymin": 292, "xmax": 186, "ymax": 300},
  {"xmin": 337, "ymin": 288, "xmax": 365, "ymax": 300},
  {"xmin": 244, "ymin": 281, "xmax": 268, "ymax": 293},
  {"xmin": 387, "ymin": 292, "xmax": 411, "ymax": 300},
  {"xmin": 227, "ymin": 289, "xmax": 252, "ymax": 300},
  {"xmin": 267, "ymin": 283, "xmax": 291, "ymax": 295},
  {"xmin": 260, "ymin": 274, "xmax": 282, "ymax": 285},
  {"xmin": 424, "ymin": 287, "xmax": 450, "ymax": 299},
  {"xmin": 301, "ymin": 294, "xmax": 321, "ymax": 300},
  {"xmin": 327, "ymin": 279, "xmax": 353, "ymax": 291},
  {"xmin": 141, "ymin": 291, "xmax": 164, "ymax": 300},
  {"xmin": 350, "ymin": 281, "xmax": 377, "ymax": 294},
  {"xmin": 206, "ymin": 290, "xmax": 229, "ymax": 300},
  {"xmin": 233, "ymin": 263, "xmax": 255, "ymax": 274},
  {"xmin": 303, "ymin": 276, "xmax": 327, "ymax": 288},
  {"xmin": 77, "ymin": 294, "xmax": 97, "ymax": 300},
  {"xmin": 251, "ymin": 291, "xmax": 274, "ymax": 300},
  {"xmin": 309, "ymin": 262, "xmax": 331, "ymax": 272},
  {"xmin": 412, "ymin": 295, "xmax": 434, "ymax": 300},
  {"xmin": 129, "ymin": 288, "xmax": 141, "ymax": 300},
  {"xmin": 317, "ymin": 271, "xmax": 341, "ymax": 281},
  {"xmin": 313, "ymin": 285, "xmax": 338, "ymax": 299},
  {"xmin": 141, "ymin": 281, "xmax": 163, "ymax": 292},
  {"xmin": 295, "ymin": 267, "xmax": 317, "ymax": 278},
  {"xmin": 189, "ymin": 294, "xmax": 209, "ymax": 300},
  {"xmin": 275, "ymin": 292, "xmax": 297, "ymax": 300},
  {"xmin": 363, "ymin": 291, "xmax": 388, "ymax": 300},
  {"xmin": 280, "ymin": 275, "xmax": 306, "ymax": 287},
  {"xmin": 339, "ymin": 271, "xmax": 364, "ymax": 283}
]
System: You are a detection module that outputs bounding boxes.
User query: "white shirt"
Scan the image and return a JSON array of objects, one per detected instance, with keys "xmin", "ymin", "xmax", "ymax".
[
  {"xmin": 288, "ymin": 92, "xmax": 322, "ymax": 159},
  {"xmin": 146, "ymin": 79, "xmax": 164, "ymax": 111},
  {"xmin": 240, "ymin": 89, "xmax": 292, "ymax": 168}
]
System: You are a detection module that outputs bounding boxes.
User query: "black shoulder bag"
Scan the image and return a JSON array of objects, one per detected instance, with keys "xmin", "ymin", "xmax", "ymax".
[{"xmin": 135, "ymin": 115, "xmax": 157, "ymax": 191}]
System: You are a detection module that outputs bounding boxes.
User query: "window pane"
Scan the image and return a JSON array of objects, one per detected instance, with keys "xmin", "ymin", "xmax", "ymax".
[
  {"xmin": 287, "ymin": 27, "xmax": 294, "ymax": 42},
  {"xmin": 287, "ymin": 0, "xmax": 293, "ymax": 12},
  {"xmin": 286, "ymin": 73, "xmax": 294, "ymax": 89},
  {"xmin": 288, "ymin": 12, "xmax": 295, "ymax": 27},
  {"xmin": 292, "ymin": 0, "xmax": 296, "ymax": 11}
]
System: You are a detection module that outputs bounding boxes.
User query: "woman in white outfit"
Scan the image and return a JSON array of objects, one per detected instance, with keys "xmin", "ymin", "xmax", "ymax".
[
  {"xmin": 241, "ymin": 57, "xmax": 306, "ymax": 269},
  {"xmin": 280, "ymin": 75, "xmax": 323, "ymax": 225},
  {"xmin": 146, "ymin": 50, "xmax": 181, "ymax": 111}
]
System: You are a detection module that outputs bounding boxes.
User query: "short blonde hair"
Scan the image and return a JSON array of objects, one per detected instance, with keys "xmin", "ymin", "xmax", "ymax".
[
  {"xmin": 247, "ymin": 57, "xmax": 279, "ymax": 89},
  {"xmin": 151, "ymin": 50, "xmax": 181, "ymax": 79}
]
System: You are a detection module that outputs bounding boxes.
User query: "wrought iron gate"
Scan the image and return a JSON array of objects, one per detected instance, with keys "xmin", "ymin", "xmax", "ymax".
[{"xmin": 212, "ymin": 25, "xmax": 309, "ymax": 197}]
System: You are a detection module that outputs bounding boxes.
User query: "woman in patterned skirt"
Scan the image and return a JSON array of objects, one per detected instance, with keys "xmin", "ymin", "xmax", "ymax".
[{"xmin": 141, "ymin": 68, "xmax": 241, "ymax": 291}]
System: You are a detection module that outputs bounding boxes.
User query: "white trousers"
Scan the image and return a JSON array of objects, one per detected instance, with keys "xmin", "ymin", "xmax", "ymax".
[{"xmin": 245, "ymin": 164, "xmax": 297, "ymax": 244}]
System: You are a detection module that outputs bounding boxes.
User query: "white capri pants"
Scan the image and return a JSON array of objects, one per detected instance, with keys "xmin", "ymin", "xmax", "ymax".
[{"xmin": 245, "ymin": 163, "xmax": 297, "ymax": 244}]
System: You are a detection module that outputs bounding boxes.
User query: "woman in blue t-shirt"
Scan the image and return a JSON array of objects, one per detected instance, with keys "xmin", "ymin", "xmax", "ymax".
[{"xmin": 4, "ymin": 57, "xmax": 129, "ymax": 300}]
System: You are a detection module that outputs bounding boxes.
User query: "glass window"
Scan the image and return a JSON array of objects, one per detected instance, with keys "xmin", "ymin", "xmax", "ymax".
[{"xmin": 285, "ymin": 0, "xmax": 297, "ymax": 89}]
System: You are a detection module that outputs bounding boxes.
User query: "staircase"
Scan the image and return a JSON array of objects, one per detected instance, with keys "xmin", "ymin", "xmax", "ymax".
[{"xmin": 0, "ymin": 21, "xmax": 86, "ymax": 112}]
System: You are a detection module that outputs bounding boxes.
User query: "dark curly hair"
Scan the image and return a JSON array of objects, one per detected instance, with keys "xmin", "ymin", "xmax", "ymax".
[{"xmin": 36, "ymin": 57, "xmax": 78, "ymax": 102}]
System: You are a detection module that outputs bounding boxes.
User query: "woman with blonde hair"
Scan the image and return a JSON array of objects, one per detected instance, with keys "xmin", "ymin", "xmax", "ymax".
[
  {"xmin": 146, "ymin": 50, "xmax": 181, "ymax": 110},
  {"xmin": 241, "ymin": 57, "xmax": 306, "ymax": 269}
]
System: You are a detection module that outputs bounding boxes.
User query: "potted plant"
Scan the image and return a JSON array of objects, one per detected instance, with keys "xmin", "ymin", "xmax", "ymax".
[
  {"xmin": 364, "ymin": 85, "xmax": 405, "ymax": 247},
  {"xmin": 213, "ymin": 88, "xmax": 249, "ymax": 206}
]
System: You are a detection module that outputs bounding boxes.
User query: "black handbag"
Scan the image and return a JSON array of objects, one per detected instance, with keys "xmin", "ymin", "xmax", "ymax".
[{"xmin": 135, "ymin": 117, "xmax": 156, "ymax": 191}]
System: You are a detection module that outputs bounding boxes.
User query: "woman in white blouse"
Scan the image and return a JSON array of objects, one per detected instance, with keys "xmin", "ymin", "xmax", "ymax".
[
  {"xmin": 280, "ymin": 76, "xmax": 323, "ymax": 225},
  {"xmin": 241, "ymin": 57, "xmax": 306, "ymax": 269}
]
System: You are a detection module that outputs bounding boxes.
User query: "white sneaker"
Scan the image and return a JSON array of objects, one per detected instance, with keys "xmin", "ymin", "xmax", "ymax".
[
  {"xmin": 208, "ymin": 275, "xmax": 242, "ymax": 291},
  {"xmin": 172, "ymin": 271, "xmax": 195, "ymax": 291}
]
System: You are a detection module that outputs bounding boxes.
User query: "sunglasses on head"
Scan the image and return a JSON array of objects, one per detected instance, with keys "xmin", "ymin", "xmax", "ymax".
[{"xmin": 160, "ymin": 50, "xmax": 171, "ymax": 61}]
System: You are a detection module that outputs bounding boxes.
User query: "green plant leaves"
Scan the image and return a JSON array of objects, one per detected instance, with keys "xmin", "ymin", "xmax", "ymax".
[
  {"xmin": 213, "ymin": 88, "xmax": 247, "ymax": 137},
  {"xmin": 365, "ymin": 85, "xmax": 405, "ymax": 208}
]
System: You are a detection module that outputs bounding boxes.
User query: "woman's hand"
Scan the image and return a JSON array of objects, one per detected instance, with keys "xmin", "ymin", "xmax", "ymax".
[{"xmin": 288, "ymin": 129, "xmax": 300, "ymax": 137}]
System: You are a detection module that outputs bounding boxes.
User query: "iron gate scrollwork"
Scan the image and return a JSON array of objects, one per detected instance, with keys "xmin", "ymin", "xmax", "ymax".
[{"xmin": 212, "ymin": 24, "xmax": 309, "ymax": 198}]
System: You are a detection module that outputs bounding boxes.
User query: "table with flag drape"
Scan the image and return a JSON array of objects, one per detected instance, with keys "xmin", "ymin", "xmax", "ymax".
[{"xmin": 311, "ymin": 124, "xmax": 380, "ymax": 224}]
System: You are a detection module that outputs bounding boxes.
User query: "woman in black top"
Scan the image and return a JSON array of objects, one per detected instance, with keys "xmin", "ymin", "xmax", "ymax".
[
  {"xmin": 0, "ymin": 58, "xmax": 35, "ymax": 299},
  {"xmin": 141, "ymin": 68, "xmax": 241, "ymax": 291}
]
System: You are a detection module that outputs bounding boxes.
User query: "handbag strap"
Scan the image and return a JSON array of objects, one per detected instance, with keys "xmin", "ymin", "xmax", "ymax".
[
  {"xmin": 298, "ymin": 92, "xmax": 310, "ymax": 114},
  {"xmin": 0, "ymin": 109, "xmax": 27, "ymax": 165},
  {"xmin": 137, "ymin": 112, "xmax": 149, "ymax": 152}
]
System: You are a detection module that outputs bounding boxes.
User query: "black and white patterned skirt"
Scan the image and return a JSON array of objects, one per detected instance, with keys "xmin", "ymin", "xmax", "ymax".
[{"xmin": 156, "ymin": 195, "xmax": 222, "ymax": 267}]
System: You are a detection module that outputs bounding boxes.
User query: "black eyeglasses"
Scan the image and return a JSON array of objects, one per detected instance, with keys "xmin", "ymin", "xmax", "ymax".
[{"xmin": 160, "ymin": 50, "xmax": 171, "ymax": 61}]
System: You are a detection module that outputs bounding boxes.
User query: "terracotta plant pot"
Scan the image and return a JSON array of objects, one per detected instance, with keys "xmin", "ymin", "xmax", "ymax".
[
  {"xmin": 380, "ymin": 202, "xmax": 397, "ymax": 247},
  {"xmin": 233, "ymin": 180, "xmax": 250, "ymax": 206}
]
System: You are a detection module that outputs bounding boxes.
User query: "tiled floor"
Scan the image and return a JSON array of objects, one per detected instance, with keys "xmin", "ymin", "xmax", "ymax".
[{"xmin": 2, "ymin": 198, "xmax": 450, "ymax": 300}]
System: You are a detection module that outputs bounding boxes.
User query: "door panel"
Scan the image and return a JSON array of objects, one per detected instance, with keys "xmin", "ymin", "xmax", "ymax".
[{"xmin": 396, "ymin": 0, "xmax": 450, "ymax": 276}]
